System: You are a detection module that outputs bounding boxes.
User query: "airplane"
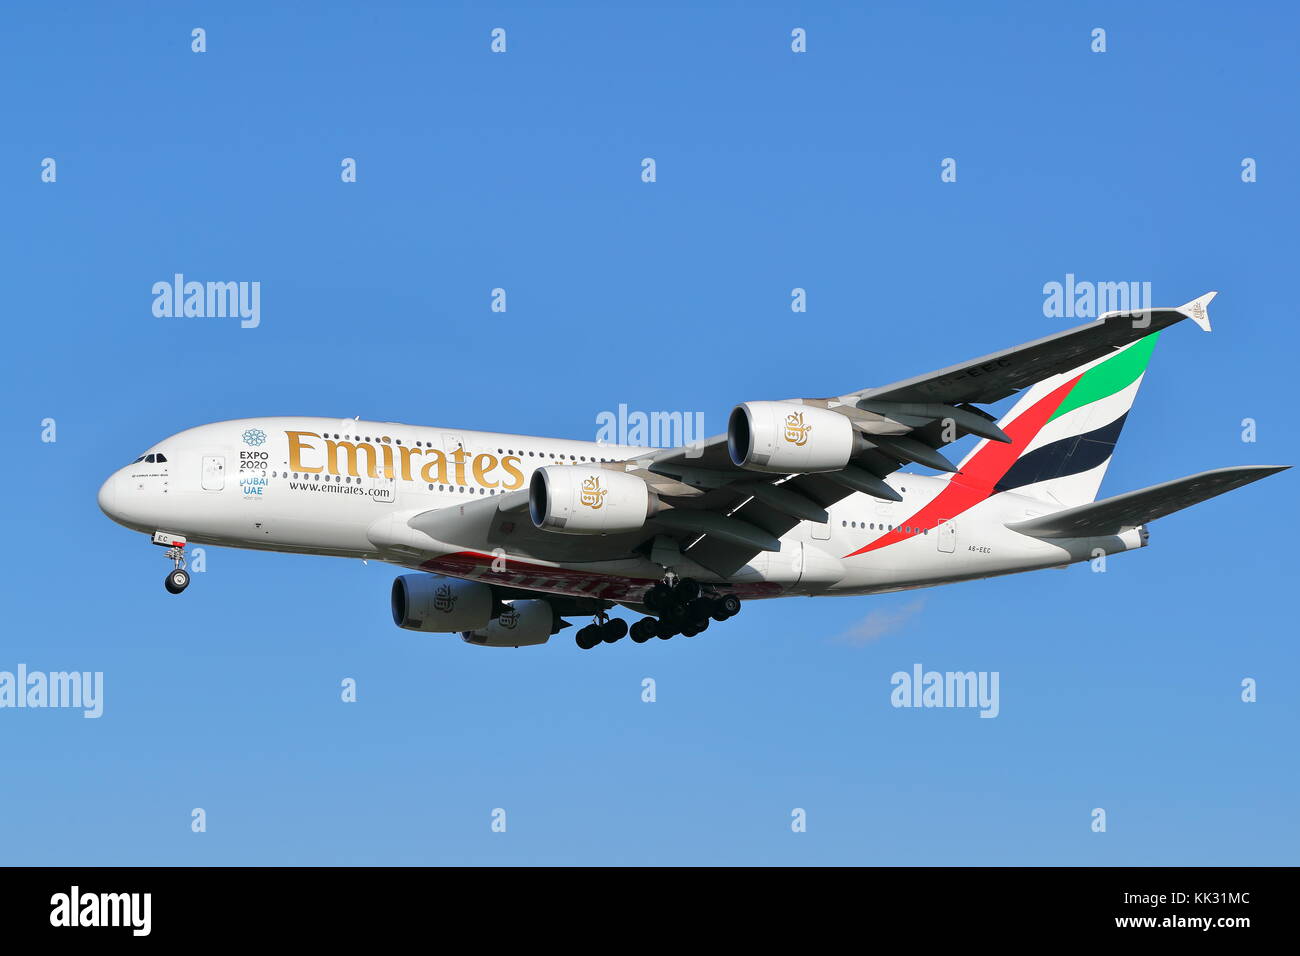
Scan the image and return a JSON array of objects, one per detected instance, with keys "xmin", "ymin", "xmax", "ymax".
[{"xmin": 98, "ymin": 291, "xmax": 1286, "ymax": 650}]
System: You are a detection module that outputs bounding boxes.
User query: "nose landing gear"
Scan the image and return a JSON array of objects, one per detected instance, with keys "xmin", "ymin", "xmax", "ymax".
[{"xmin": 153, "ymin": 531, "xmax": 191, "ymax": 594}]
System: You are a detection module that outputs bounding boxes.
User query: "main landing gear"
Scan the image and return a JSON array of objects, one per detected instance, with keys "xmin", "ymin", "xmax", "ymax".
[
  {"xmin": 152, "ymin": 531, "xmax": 192, "ymax": 594},
  {"xmin": 573, "ymin": 578, "xmax": 741, "ymax": 650},
  {"xmin": 574, "ymin": 612, "xmax": 627, "ymax": 650}
]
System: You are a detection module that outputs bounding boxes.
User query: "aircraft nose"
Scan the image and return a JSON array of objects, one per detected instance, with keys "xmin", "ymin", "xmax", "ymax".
[{"xmin": 97, "ymin": 472, "xmax": 118, "ymax": 518}]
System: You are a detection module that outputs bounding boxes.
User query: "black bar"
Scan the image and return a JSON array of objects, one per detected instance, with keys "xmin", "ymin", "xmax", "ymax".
[{"xmin": 0, "ymin": 866, "xmax": 1280, "ymax": 941}]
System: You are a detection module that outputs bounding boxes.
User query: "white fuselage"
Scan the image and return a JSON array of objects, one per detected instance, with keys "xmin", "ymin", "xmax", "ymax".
[{"xmin": 97, "ymin": 417, "xmax": 1145, "ymax": 605}]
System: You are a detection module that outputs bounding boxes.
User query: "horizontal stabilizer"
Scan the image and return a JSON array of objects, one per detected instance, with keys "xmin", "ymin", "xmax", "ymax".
[{"xmin": 1006, "ymin": 465, "xmax": 1288, "ymax": 538}]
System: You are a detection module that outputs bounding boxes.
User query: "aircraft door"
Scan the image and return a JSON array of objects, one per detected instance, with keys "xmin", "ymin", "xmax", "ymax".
[
  {"xmin": 367, "ymin": 470, "xmax": 396, "ymax": 503},
  {"xmin": 936, "ymin": 519, "xmax": 956, "ymax": 553},
  {"xmin": 362, "ymin": 438, "xmax": 397, "ymax": 503},
  {"xmin": 443, "ymin": 433, "xmax": 467, "ymax": 489},
  {"xmin": 201, "ymin": 455, "xmax": 225, "ymax": 491}
]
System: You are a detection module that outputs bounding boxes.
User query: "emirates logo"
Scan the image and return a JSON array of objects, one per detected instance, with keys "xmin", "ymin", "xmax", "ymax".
[
  {"xmin": 433, "ymin": 583, "xmax": 457, "ymax": 613},
  {"xmin": 783, "ymin": 411, "xmax": 812, "ymax": 446},
  {"xmin": 579, "ymin": 476, "xmax": 607, "ymax": 510}
]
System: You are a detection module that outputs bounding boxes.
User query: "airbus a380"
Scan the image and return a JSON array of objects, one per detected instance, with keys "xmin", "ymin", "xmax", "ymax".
[{"xmin": 98, "ymin": 292, "xmax": 1285, "ymax": 649}]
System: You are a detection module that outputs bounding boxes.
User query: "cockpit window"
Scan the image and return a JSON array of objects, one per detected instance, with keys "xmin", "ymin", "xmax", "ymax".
[
  {"xmin": 145, "ymin": 454, "xmax": 156, "ymax": 463},
  {"xmin": 155, "ymin": 454, "xmax": 167, "ymax": 463},
  {"xmin": 132, "ymin": 456, "xmax": 145, "ymax": 463}
]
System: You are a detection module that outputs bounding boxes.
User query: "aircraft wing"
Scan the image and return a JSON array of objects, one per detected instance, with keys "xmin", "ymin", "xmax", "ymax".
[
  {"xmin": 846, "ymin": 294, "xmax": 1213, "ymax": 408},
  {"xmin": 1005, "ymin": 465, "xmax": 1288, "ymax": 538}
]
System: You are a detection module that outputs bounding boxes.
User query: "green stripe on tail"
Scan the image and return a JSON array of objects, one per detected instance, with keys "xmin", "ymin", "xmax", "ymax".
[{"xmin": 1048, "ymin": 332, "xmax": 1160, "ymax": 422}]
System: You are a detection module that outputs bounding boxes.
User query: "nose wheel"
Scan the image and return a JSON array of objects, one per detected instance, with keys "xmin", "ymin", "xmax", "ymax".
[{"xmin": 162, "ymin": 545, "xmax": 190, "ymax": 594}]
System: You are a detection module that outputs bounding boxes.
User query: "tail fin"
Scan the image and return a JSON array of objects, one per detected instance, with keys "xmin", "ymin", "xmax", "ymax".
[{"xmin": 955, "ymin": 331, "xmax": 1162, "ymax": 508}]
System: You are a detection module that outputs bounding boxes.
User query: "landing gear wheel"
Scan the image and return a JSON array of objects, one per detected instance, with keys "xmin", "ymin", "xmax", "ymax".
[
  {"xmin": 717, "ymin": 594, "xmax": 742, "ymax": 619},
  {"xmin": 575, "ymin": 625, "xmax": 601, "ymax": 650},
  {"xmin": 630, "ymin": 618, "xmax": 656, "ymax": 643},
  {"xmin": 644, "ymin": 583, "xmax": 672, "ymax": 613},
  {"xmin": 675, "ymin": 578, "xmax": 701, "ymax": 603},
  {"xmin": 601, "ymin": 618, "xmax": 628, "ymax": 643}
]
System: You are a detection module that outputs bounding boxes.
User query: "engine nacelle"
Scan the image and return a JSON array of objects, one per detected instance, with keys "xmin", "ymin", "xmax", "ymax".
[
  {"xmin": 390, "ymin": 574, "xmax": 494, "ymax": 632},
  {"xmin": 529, "ymin": 465, "xmax": 654, "ymax": 534},
  {"xmin": 728, "ymin": 401, "xmax": 863, "ymax": 473},
  {"xmin": 461, "ymin": 599, "xmax": 554, "ymax": 648}
]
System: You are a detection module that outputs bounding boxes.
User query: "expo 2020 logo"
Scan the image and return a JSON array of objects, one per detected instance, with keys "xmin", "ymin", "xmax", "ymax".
[{"xmin": 242, "ymin": 428, "xmax": 267, "ymax": 447}]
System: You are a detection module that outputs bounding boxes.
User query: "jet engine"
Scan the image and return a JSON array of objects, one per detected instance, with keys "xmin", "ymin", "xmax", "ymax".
[
  {"xmin": 390, "ymin": 574, "xmax": 494, "ymax": 632},
  {"xmin": 728, "ymin": 401, "xmax": 866, "ymax": 473},
  {"xmin": 461, "ymin": 599, "xmax": 554, "ymax": 648},
  {"xmin": 529, "ymin": 466, "xmax": 656, "ymax": 534}
]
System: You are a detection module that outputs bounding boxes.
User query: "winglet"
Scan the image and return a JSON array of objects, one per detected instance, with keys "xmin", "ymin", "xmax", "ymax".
[{"xmin": 1178, "ymin": 290, "xmax": 1216, "ymax": 332}]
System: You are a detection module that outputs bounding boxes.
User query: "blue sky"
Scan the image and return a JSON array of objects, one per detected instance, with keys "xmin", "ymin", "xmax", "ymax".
[{"xmin": 1, "ymin": 0, "xmax": 1296, "ymax": 865}]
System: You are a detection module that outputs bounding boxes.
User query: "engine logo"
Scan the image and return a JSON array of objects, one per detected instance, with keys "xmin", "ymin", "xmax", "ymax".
[
  {"xmin": 498, "ymin": 607, "xmax": 519, "ymax": 629},
  {"xmin": 783, "ymin": 411, "xmax": 812, "ymax": 447},
  {"xmin": 433, "ymin": 583, "xmax": 457, "ymax": 612},
  {"xmin": 579, "ymin": 476, "xmax": 607, "ymax": 510}
]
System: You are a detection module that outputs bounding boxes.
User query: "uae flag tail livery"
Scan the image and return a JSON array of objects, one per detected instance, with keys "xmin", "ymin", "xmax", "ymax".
[{"xmin": 956, "ymin": 331, "xmax": 1161, "ymax": 510}]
